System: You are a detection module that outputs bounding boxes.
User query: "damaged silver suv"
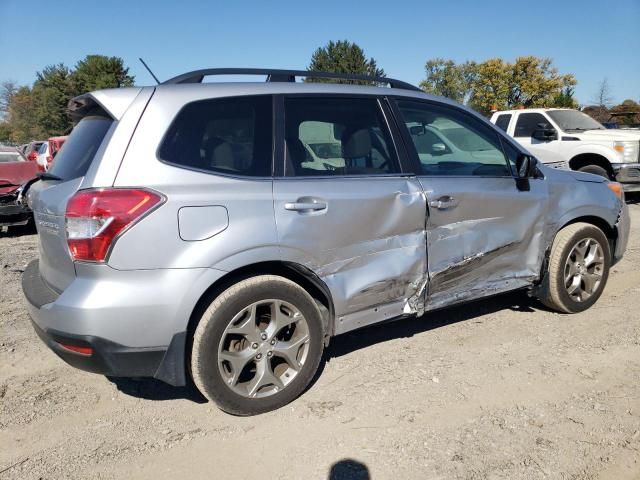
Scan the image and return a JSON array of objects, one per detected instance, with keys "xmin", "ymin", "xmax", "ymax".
[{"xmin": 22, "ymin": 69, "xmax": 630, "ymax": 415}]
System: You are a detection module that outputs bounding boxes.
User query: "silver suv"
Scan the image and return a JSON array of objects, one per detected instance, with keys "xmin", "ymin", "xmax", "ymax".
[{"xmin": 22, "ymin": 69, "xmax": 630, "ymax": 415}]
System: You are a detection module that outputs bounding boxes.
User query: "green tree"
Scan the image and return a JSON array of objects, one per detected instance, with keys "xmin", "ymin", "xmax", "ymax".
[
  {"xmin": 0, "ymin": 81, "xmax": 18, "ymax": 120},
  {"xmin": 31, "ymin": 63, "xmax": 74, "ymax": 136},
  {"xmin": 0, "ymin": 122, "xmax": 11, "ymax": 143},
  {"xmin": 6, "ymin": 86, "xmax": 44, "ymax": 143},
  {"xmin": 70, "ymin": 55, "xmax": 135, "ymax": 95},
  {"xmin": 307, "ymin": 40, "xmax": 384, "ymax": 84},
  {"xmin": 419, "ymin": 58, "xmax": 477, "ymax": 103},
  {"xmin": 467, "ymin": 58, "xmax": 511, "ymax": 114},
  {"xmin": 466, "ymin": 56, "xmax": 576, "ymax": 115},
  {"xmin": 551, "ymin": 86, "xmax": 578, "ymax": 108}
]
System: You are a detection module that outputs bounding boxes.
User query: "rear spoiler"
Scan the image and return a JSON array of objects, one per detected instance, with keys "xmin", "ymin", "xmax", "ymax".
[{"xmin": 68, "ymin": 88, "xmax": 145, "ymax": 124}]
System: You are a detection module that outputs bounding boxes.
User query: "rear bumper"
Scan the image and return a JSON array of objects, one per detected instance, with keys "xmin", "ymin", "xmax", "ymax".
[
  {"xmin": 21, "ymin": 259, "xmax": 225, "ymax": 386},
  {"xmin": 612, "ymin": 163, "xmax": 640, "ymax": 191}
]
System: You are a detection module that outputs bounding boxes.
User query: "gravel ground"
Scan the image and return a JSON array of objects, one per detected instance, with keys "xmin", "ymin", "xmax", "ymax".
[{"xmin": 1, "ymin": 199, "xmax": 639, "ymax": 480}]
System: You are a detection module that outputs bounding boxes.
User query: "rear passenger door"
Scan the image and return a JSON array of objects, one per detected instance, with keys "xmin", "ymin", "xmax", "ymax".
[
  {"xmin": 392, "ymin": 99, "xmax": 548, "ymax": 310},
  {"xmin": 273, "ymin": 96, "xmax": 427, "ymax": 333}
]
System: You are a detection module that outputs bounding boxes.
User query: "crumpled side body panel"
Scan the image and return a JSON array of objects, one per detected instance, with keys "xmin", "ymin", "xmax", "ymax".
[{"xmin": 274, "ymin": 177, "xmax": 427, "ymax": 333}]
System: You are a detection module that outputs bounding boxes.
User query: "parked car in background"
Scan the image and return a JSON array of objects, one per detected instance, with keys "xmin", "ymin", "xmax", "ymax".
[
  {"xmin": 491, "ymin": 108, "xmax": 640, "ymax": 191},
  {"xmin": 48, "ymin": 136, "xmax": 67, "ymax": 163},
  {"xmin": 0, "ymin": 147, "xmax": 38, "ymax": 229},
  {"xmin": 23, "ymin": 69, "xmax": 629, "ymax": 415},
  {"xmin": 23, "ymin": 141, "xmax": 45, "ymax": 163},
  {"xmin": 35, "ymin": 142, "xmax": 50, "ymax": 171},
  {"xmin": 34, "ymin": 137, "xmax": 68, "ymax": 171}
]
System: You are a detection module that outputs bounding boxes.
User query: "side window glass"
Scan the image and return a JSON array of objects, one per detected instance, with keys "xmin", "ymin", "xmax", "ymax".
[
  {"xmin": 495, "ymin": 114, "xmax": 511, "ymax": 132},
  {"xmin": 514, "ymin": 113, "xmax": 549, "ymax": 138},
  {"xmin": 397, "ymin": 100, "xmax": 510, "ymax": 177},
  {"xmin": 284, "ymin": 97, "xmax": 400, "ymax": 176},
  {"xmin": 158, "ymin": 95, "xmax": 273, "ymax": 176}
]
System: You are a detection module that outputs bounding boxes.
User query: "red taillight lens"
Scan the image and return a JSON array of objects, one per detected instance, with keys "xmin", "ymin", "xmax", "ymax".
[
  {"xmin": 65, "ymin": 188, "xmax": 163, "ymax": 262},
  {"xmin": 59, "ymin": 343, "xmax": 93, "ymax": 355}
]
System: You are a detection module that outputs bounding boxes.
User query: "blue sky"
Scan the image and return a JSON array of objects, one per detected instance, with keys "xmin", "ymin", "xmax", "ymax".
[{"xmin": 1, "ymin": 0, "xmax": 638, "ymax": 104}]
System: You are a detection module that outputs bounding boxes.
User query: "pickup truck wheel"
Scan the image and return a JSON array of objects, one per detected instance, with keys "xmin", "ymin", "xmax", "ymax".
[
  {"xmin": 578, "ymin": 165, "xmax": 610, "ymax": 179},
  {"xmin": 539, "ymin": 223, "xmax": 610, "ymax": 313},
  {"xmin": 191, "ymin": 275, "xmax": 324, "ymax": 415}
]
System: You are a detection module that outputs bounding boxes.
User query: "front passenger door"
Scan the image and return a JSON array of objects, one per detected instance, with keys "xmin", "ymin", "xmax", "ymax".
[
  {"xmin": 393, "ymin": 99, "xmax": 549, "ymax": 309},
  {"xmin": 274, "ymin": 96, "xmax": 427, "ymax": 332}
]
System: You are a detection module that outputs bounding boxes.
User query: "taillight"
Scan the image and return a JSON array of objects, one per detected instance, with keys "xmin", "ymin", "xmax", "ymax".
[{"xmin": 65, "ymin": 188, "xmax": 163, "ymax": 262}]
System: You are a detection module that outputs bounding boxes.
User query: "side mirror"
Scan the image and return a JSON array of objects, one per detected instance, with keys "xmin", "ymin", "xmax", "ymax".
[
  {"xmin": 515, "ymin": 154, "xmax": 534, "ymax": 178},
  {"xmin": 432, "ymin": 142, "xmax": 446, "ymax": 153},
  {"xmin": 532, "ymin": 125, "xmax": 557, "ymax": 141},
  {"xmin": 515, "ymin": 154, "xmax": 536, "ymax": 191}
]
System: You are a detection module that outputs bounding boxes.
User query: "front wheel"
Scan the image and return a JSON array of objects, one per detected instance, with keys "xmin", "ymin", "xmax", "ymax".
[
  {"xmin": 538, "ymin": 223, "xmax": 611, "ymax": 313},
  {"xmin": 191, "ymin": 275, "xmax": 325, "ymax": 415}
]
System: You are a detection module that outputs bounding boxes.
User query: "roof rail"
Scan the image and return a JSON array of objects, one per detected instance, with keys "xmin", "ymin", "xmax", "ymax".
[{"xmin": 161, "ymin": 68, "xmax": 422, "ymax": 92}]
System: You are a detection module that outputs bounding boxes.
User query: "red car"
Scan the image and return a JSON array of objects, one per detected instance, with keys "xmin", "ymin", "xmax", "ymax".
[
  {"xmin": 22, "ymin": 141, "xmax": 45, "ymax": 162},
  {"xmin": 0, "ymin": 147, "xmax": 39, "ymax": 228}
]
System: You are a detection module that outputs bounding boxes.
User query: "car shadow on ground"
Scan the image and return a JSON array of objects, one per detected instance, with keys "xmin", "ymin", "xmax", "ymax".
[
  {"xmin": 107, "ymin": 376, "xmax": 207, "ymax": 403},
  {"xmin": 325, "ymin": 289, "xmax": 535, "ymax": 360},
  {"xmin": 108, "ymin": 289, "xmax": 537, "ymax": 404}
]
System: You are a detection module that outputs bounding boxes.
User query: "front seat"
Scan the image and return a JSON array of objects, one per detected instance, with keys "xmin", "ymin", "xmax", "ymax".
[
  {"xmin": 341, "ymin": 128, "xmax": 372, "ymax": 173},
  {"xmin": 203, "ymin": 137, "xmax": 235, "ymax": 171}
]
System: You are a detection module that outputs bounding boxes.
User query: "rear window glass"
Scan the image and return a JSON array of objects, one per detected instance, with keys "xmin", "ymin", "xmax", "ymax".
[
  {"xmin": 49, "ymin": 116, "xmax": 113, "ymax": 180},
  {"xmin": 158, "ymin": 95, "xmax": 273, "ymax": 177},
  {"xmin": 495, "ymin": 114, "xmax": 511, "ymax": 132},
  {"xmin": 0, "ymin": 152, "xmax": 24, "ymax": 163}
]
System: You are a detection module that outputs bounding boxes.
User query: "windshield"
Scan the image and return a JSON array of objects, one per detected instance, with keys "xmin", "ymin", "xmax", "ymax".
[{"xmin": 547, "ymin": 110, "xmax": 605, "ymax": 131}]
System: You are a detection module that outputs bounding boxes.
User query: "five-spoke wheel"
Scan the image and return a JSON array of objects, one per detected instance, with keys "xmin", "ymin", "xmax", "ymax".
[{"xmin": 191, "ymin": 275, "xmax": 324, "ymax": 415}]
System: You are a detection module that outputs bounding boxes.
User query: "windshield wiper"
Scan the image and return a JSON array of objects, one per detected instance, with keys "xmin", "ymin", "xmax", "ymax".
[{"xmin": 36, "ymin": 171, "xmax": 62, "ymax": 181}]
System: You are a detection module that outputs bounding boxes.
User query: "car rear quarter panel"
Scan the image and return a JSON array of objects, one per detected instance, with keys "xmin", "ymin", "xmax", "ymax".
[{"xmin": 109, "ymin": 87, "xmax": 279, "ymax": 272}]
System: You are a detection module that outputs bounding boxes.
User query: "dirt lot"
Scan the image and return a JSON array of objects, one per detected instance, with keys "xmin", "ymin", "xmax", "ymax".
[{"xmin": 1, "ymin": 200, "xmax": 640, "ymax": 480}]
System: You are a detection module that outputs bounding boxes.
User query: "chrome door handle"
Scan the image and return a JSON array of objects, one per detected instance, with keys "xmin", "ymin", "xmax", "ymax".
[
  {"xmin": 429, "ymin": 195, "xmax": 458, "ymax": 209},
  {"xmin": 284, "ymin": 202, "xmax": 327, "ymax": 212}
]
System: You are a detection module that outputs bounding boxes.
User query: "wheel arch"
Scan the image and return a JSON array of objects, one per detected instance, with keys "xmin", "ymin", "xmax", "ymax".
[
  {"xmin": 569, "ymin": 153, "xmax": 613, "ymax": 177},
  {"xmin": 185, "ymin": 261, "xmax": 335, "ymax": 359}
]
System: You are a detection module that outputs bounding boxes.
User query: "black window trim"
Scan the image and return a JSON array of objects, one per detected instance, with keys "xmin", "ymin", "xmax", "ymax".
[
  {"xmin": 389, "ymin": 97, "xmax": 521, "ymax": 179},
  {"xmin": 155, "ymin": 93, "xmax": 276, "ymax": 180},
  {"xmin": 274, "ymin": 93, "xmax": 415, "ymax": 180}
]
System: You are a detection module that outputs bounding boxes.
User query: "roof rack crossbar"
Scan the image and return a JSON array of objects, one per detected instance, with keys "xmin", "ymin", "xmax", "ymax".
[{"xmin": 161, "ymin": 68, "xmax": 421, "ymax": 91}]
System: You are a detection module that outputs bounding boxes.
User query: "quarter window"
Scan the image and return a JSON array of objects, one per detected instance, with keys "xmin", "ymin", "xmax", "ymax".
[
  {"xmin": 284, "ymin": 97, "xmax": 400, "ymax": 176},
  {"xmin": 396, "ymin": 100, "xmax": 511, "ymax": 177},
  {"xmin": 158, "ymin": 95, "xmax": 273, "ymax": 176},
  {"xmin": 514, "ymin": 112, "xmax": 551, "ymax": 138}
]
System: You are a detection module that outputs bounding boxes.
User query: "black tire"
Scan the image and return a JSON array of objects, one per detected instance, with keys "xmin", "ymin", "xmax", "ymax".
[
  {"xmin": 538, "ymin": 222, "xmax": 611, "ymax": 313},
  {"xmin": 578, "ymin": 164, "xmax": 610, "ymax": 180},
  {"xmin": 191, "ymin": 275, "xmax": 324, "ymax": 415}
]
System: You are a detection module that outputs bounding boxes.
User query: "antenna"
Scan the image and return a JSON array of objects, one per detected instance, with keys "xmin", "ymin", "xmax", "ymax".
[{"xmin": 139, "ymin": 58, "xmax": 160, "ymax": 85}]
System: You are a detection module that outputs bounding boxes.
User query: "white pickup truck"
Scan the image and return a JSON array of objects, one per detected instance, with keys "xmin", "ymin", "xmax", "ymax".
[{"xmin": 490, "ymin": 108, "xmax": 640, "ymax": 191}]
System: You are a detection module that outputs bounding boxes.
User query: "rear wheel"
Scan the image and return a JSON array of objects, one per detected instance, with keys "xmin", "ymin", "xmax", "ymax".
[
  {"xmin": 578, "ymin": 164, "xmax": 610, "ymax": 180},
  {"xmin": 538, "ymin": 223, "xmax": 610, "ymax": 313},
  {"xmin": 191, "ymin": 275, "xmax": 324, "ymax": 415}
]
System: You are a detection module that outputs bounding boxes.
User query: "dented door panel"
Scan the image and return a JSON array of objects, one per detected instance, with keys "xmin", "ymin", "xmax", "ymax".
[
  {"xmin": 420, "ymin": 176, "xmax": 549, "ymax": 309},
  {"xmin": 274, "ymin": 177, "xmax": 427, "ymax": 328}
]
